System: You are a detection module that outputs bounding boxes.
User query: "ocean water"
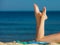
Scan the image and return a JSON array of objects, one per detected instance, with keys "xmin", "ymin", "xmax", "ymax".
[{"xmin": 0, "ymin": 11, "xmax": 60, "ymax": 42}]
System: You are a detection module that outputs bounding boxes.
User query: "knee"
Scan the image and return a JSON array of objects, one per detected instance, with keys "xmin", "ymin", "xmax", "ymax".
[{"xmin": 36, "ymin": 38, "xmax": 44, "ymax": 42}]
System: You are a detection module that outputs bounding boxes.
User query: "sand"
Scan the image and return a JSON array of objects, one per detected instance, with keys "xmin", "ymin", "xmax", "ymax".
[{"xmin": 0, "ymin": 41, "xmax": 60, "ymax": 45}]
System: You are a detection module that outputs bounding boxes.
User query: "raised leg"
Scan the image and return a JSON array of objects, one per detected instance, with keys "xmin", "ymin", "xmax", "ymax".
[
  {"xmin": 34, "ymin": 4, "xmax": 47, "ymax": 41},
  {"xmin": 34, "ymin": 4, "xmax": 60, "ymax": 43}
]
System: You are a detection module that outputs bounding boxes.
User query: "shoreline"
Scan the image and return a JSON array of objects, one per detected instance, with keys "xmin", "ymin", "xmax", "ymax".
[{"xmin": 0, "ymin": 41, "xmax": 59, "ymax": 45}]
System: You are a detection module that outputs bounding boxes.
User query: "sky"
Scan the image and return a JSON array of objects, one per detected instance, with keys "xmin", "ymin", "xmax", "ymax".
[{"xmin": 0, "ymin": 0, "xmax": 60, "ymax": 11}]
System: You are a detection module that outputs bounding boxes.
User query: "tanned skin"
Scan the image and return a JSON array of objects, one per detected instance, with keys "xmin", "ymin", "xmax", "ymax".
[{"xmin": 34, "ymin": 4, "xmax": 60, "ymax": 43}]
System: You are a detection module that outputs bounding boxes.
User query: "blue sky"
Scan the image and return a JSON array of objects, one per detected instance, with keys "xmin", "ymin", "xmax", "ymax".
[{"xmin": 0, "ymin": 0, "xmax": 60, "ymax": 11}]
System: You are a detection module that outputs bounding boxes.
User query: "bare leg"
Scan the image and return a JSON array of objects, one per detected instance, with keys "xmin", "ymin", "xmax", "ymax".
[
  {"xmin": 34, "ymin": 4, "xmax": 47, "ymax": 41},
  {"xmin": 40, "ymin": 33, "xmax": 60, "ymax": 43},
  {"xmin": 34, "ymin": 4, "xmax": 60, "ymax": 43},
  {"xmin": 34, "ymin": 4, "xmax": 41, "ymax": 30}
]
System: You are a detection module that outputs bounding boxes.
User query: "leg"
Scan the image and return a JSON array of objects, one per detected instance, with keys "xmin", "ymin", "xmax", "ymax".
[
  {"xmin": 34, "ymin": 4, "xmax": 60, "ymax": 43},
  {"xmin": 34, "ymin": 4, "xmax": 47, "ymax": 41},
  {"xmin": 34, "ymin": 4, "xmax": 41, "ymax": 30},
  {"xmin": 40, "ymin": 33, "xmax": 60, "ymax": 43}
]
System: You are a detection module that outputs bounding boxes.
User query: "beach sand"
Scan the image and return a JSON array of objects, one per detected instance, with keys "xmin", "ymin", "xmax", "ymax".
[{"xmin": 0, "ymin": 41, "xmax": 60, "ymax": 45}]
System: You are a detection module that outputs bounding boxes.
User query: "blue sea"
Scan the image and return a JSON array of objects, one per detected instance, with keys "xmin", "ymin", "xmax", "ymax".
[{"xmin": 0, "ymin": 11, "xmax": 60, "ymax": 42}]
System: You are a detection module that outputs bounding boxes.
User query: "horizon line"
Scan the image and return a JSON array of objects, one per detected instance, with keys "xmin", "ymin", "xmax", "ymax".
[{"xmin": 0, "ymin": 10, "xmax": 60, "ymax": 12}]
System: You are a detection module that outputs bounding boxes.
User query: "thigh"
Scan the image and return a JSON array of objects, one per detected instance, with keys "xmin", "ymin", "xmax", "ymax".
[{"xmin": 40, "ymin": 33, "xmax": 60, "ymax": 43}]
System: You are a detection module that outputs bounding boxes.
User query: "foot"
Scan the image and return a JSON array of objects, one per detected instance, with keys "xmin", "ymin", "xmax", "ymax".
[
  {"xmin": 41, "ymin": 7, "xmax": 48, "ymax": 20},
  {"xmin": 34, "ymin": 4, "xmax": 41, "ymax": 27},
  {"xmin": 34, "ymin": 4, "xmax": 48, "ymax": 21}
]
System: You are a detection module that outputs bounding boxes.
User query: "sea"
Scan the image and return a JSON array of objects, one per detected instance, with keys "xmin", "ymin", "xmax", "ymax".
[{"xmin": 0, "ymin": 11, "xmax": 60, "ymax": 42}]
